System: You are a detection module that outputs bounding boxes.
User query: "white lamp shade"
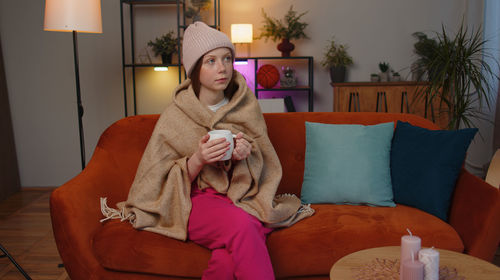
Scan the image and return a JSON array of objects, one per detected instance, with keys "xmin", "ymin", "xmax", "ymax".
[
  {"xmin": 44, "ymin": 0, "xmax": 102, "ymax": 33},
  {"xmin": 231, "ymin": 24, "xmax": 253, "ymax": 43}
]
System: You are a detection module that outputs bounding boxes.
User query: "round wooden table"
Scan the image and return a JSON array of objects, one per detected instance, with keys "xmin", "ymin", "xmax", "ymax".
[{"xmin": 330, "ymin": 246, "xmax": 500, "ymax": 280}]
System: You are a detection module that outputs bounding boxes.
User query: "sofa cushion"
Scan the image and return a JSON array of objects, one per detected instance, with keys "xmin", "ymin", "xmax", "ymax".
[
  {"xmin": 93, "ymin": 220, "xmax": 211, "ymax": 277},
  {"xmin": 93, "ymin": 205, "xmax": 463, "ymax": 278},
  {"xmin": 301, "ymin": 121, "xmax": 395, "ymax": 207},
  {"xmin": 268, "ymin": 204, "xmax": 463, "ymax": 278},
  {"xmin": 391, "ymin": 121, "xmax": 478, "ymax": 221}
]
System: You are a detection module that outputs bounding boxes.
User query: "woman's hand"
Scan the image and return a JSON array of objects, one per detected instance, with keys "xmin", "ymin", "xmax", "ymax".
[
  {"xmin": 195, "ymin": 134, "xmax": 231, "ymax": 164},
  {"xmin": 232, "ymin": 132, "xmax": 252, "ymax": 161},
  {"xmin": 187, "ymin": 134, "xmax": 230, "ymax": 182}
]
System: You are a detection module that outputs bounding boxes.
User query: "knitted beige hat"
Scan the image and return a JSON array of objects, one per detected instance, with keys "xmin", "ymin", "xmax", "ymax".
[{"xmin": 182, "ymin": 21, "xmax": 235, "ymax": 78}]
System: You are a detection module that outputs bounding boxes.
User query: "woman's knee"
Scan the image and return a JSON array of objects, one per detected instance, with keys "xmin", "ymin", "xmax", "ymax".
[{"xmin": 226, "ymin": 210, "xmax": 264, "ymax": 239}]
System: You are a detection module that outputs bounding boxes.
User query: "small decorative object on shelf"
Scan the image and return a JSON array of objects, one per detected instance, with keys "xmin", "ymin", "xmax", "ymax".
[
  {"xmin": 379, "ymin": 62, "xmax": 390, "ymax": 82},
  {"xmin": 392, "ymin": 71, "xmax": 401, "ymax": 82},
  {"xmin": 280, "ymin": 66, "xmax": 297, "ymax": 87},
  {"xmin": 257, "ymin": 64, "xmax": 280, "ymax": 89},
  {"xmin": 257, "ymin": 5, "xmax": 309, "ymax": 57},
  {"xmin": 321, "ymin": 37, "xmax": 353, "ymax": 83},
  {"xmin": 147, "ymin": 31, "xmax": 178, "ymax": 65},
  {"xmin": 370, "ymin": 73, "xmax": 380, "ymax": 82}
]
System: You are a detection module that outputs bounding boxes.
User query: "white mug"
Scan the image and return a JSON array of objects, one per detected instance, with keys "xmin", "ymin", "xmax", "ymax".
[{"xmin": 208, "ymin": 130, "xmax": 236, "ymax": 161}]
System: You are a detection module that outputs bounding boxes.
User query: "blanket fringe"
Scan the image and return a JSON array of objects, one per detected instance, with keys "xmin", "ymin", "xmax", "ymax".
[
  {"xmin": 275, "ymin": 193, "xmax": 296, "ymax": 199},
  {"xmin": 100, "ymin": 197, "xmax": 132, "ymax": 223},
  {"xmin": 274, "ymin": 194, "xmax": 315, "ymax": 215},
  {"xmin": 298, "ymin": 203, "xmax": 314, "ymax": 215}
]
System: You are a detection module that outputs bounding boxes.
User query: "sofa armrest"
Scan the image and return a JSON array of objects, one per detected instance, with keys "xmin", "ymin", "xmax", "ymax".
[
  {"xmin": 50, "ymin": 147, "xmax": 129, "ymax": 279},
  {"xmin": 448, "ymin": 169, "xmax": 500, "ymax": 261}
]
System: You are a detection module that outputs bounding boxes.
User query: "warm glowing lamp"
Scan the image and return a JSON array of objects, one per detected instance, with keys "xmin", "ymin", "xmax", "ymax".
[
  {"xmin": 231, "ymin": 24, "xmax": 253, "ymax": 57},
  {"xmin": 154, "ymin": 67, "xmax": 169, "ymax": 72},
  {"xmin": 44, "ymin": 0, "xmax": 102, "ymax": 170},
  {"xmin": 231, "ymin": 24, "xmax": 253, "ymax": 43}
]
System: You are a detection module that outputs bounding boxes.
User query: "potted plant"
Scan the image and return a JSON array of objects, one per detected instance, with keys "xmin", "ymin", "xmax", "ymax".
[
  {"xmin": 391, "ymin": 71, "xmax": 401, "ymax": 82},
  {"xmin": 257, "ymin": 5, "xmax": 309, "ymax": 57},
  {"xmin": 185, "ymin": 0, "xmax": 211, "ymax": 23},
  {"xmin": 370, "ymin": 73, "xmax": 380, "ymax": 82},
  {"xmin": 412, "ymin": 22, "xmax": 499, "ymax": 130},
  {"xmin": 321, "ymin": 38, "xmax": 353, "ymax": 83},
  {"xmin": 147, "ymin": 31, "xmax": 178, "ymax": 65},
  {"xmin": 378, "ymin": 62, "xmax": 390, "ymax": 82}
]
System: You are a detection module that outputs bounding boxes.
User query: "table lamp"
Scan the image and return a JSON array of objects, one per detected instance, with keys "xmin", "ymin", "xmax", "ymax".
[
  {"xmin": 44, "ymin": 0, "xmax": 102, "ymax": 170},
  {"xmin": 231, "ymin": 24, "xmax": 252, "ymax": 58}
]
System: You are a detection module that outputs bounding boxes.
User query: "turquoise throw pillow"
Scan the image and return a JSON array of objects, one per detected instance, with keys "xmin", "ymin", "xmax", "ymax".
[
  {"xmin": 391, "ymin": 121, "xmax": 477, "ymax": 221},
  {"xmin": 301, "ymin": 122, "xmax": 396, "ymax": 207}
]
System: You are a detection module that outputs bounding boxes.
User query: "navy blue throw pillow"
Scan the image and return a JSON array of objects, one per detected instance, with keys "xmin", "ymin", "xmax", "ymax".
[{"xmin": 391, "ymin": 121, "xmax": 478, "ymax": 221}]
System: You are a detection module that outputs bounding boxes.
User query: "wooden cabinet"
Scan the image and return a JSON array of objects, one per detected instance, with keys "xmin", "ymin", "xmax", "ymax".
[{"xmin": 332, "ymin": 81, "xmax": 448, "ymax": 128}]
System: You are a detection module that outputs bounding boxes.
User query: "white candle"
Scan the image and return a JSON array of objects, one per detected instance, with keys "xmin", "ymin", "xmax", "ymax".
[
  {"xmin": 400, "ymin": 229, "xmax": 421, "ymax": 279},
  {"xmin": 418, "ymin": 247, "xmax": 439, "ymax": 280}
]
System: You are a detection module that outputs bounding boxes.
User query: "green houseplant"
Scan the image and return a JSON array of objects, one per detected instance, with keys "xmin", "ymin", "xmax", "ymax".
[
  {"xmin": 257, "ymin": 5, "xmax": 309, "ymax": 57},
  {"xmin": 378, "ymin": 62, "xmax": 390, "ymax": 82},
  {"xmin": 321, "ymin": 38, "xmax": 353, "ymax": 83},
  {"xmin": 412, "ymin": 22, "xmax": 499, "ymax": 130},
  {"xmin": 147, "ymin": 31, "xmax": 178, "ymax": 65}
]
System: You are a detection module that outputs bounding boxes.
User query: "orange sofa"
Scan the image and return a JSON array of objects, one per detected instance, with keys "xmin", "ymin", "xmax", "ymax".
[{"xmin": 50, "ymin": 112, "xmax": 500, "ymax": 280}]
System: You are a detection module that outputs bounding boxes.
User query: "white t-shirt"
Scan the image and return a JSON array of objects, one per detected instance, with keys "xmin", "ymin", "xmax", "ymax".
[{"xmin": 208, "ymin": 97, "xmax": 229, "ymax": 112}]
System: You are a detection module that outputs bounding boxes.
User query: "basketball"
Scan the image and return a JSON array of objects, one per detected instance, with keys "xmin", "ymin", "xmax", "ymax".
[{"xmin": 257, "ymin": 64, "xmax": 279, "ymax": 89}]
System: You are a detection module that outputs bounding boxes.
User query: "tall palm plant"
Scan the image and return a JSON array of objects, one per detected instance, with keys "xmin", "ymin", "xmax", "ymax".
[{"xmin": 413, "ymin": 22, "xmax": 499, "ymax": 130}]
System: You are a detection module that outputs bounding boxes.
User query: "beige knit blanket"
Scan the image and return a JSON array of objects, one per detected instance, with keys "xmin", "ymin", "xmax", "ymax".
[{"xmin": 100, "ymin": 71, "xmax": 314, "ymax": 241}]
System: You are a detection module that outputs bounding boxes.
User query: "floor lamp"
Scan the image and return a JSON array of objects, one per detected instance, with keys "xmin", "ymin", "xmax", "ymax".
[{"xmin": 43, "ymin": 0, "xmax": 102, "ymax": 170}]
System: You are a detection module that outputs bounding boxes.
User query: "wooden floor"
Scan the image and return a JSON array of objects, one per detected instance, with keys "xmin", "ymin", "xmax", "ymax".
[
  {"xmin": 0, "ymin": 188, "xmax": 498, "ymax": 280},
  {"xmin": 0, "ymin": 188, "xmax": 69, "ymax": 280}
]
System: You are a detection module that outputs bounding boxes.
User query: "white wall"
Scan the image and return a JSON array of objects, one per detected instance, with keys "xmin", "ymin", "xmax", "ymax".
[{"xmin": 0, "ymin": 0, "xmax": 488, "ymax": 187}]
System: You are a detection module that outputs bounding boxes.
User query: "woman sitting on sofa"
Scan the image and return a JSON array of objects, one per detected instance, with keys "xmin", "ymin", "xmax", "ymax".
[{"xmin": 102, "ymin": 22, "xmax": 313, "ymax": 279}]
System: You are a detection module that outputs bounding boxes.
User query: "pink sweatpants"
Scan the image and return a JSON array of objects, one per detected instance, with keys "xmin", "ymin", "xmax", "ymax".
[{"xmin": 188, "ymin": 186, "xmax": 274, "ymax": 280}]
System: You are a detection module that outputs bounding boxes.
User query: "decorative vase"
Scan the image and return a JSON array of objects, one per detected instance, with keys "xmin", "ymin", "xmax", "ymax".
[
  {"xmin": 277, "ymin": 38, "xmax": 295, "ymax": 57},
  {"xmin": 161, "ymin": 53, "xmax": 173, "ymax": 65},
  {"xmin": 329, "ymin": 66, "xmax": 346, "ymax": 83},
  {"xmin": 379, "ymin": 72, "xmax": 389, "ymax": 82}
]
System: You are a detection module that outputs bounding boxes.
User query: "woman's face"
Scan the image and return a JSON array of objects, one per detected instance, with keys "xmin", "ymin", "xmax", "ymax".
[{"xmin": 198, "ymin": 47, "xmax": 233, "ymax": 97}]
